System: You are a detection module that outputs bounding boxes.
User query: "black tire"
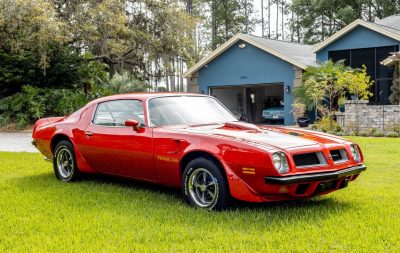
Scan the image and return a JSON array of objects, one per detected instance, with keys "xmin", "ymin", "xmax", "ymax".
[
  {"xmin": 53, "ymin": 140, "xmax": 80, "ymax": 182},
  {"xmin": 182, "ymin": 157, "xmax": 231, "ymax": 210}
]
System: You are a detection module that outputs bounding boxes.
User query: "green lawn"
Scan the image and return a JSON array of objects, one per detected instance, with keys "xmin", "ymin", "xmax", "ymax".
[{"xmin": 0, "ymin": 137, "xmax": 399, "ymax": 252}]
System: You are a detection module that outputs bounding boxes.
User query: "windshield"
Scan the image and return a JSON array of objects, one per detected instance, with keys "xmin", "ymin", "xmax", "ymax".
[{"xmin": 148, "ymin": 96, "xmax": 237, "ymax": 126}]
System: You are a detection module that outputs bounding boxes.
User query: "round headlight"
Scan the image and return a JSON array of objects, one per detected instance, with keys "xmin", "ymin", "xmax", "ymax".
[
  {"xmin": 272, "ymin": 152, "xmax": 289, "ymax": 173},
  {"xmin": 350, "ymin": 144, "xmax": 361, "ymax": 162}
]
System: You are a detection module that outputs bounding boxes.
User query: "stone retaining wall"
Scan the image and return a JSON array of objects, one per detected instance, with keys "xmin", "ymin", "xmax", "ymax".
[{"xmin": 336, "ymin": 100, "xmax": 400, "ymax": 131}]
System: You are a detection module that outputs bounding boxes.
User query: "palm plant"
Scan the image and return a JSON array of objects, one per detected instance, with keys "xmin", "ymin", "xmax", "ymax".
[{"xmin": 106, "ymin": 72, "xmax": 151, "ymax": 94}]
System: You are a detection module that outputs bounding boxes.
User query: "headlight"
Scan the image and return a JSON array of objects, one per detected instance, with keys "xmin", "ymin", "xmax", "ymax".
[
  {"xmin": 350, "ymin": 144, "xmax": 361, "ymax": 162},
  {"xmin": 272, "ymin": 152, "xmax": 289, "ymax": 173}
]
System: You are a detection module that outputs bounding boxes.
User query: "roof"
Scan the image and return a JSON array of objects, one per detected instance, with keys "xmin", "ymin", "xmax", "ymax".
[
  {"xmin": 381, "ymin": 51, "xmax": 400, "ymax": 66},
  {"xmin": 313, "ymin": 16, "xmax": 400, "ymax": 53},
  {"xmin": 183, "ymin": 33, "xmax": 316, "ymax": 78},
  {"xmin": 374, "ymin": 15, "xmax": 400, "ymax": 36}
]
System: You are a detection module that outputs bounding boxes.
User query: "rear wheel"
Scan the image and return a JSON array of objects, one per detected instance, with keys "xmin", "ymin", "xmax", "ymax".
[
  {"xmin": 53, "ymin": 140, "xmax": 80, "ymax": 182},
  {"xmin": 182, "ymin": 158, "xmax": 231, "ymax": 210}
]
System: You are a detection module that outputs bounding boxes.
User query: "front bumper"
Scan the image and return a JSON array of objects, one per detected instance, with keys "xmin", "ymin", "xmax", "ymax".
[{"xmin": 265, "ymin": 165, "xmax": 366, "ymax": 185}]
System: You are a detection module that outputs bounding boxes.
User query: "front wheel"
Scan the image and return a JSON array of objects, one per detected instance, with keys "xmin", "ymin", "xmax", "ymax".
[
  {"xmin": 182, "ymin": 158, "xmax": 231, "ymax": 210},
  {"xmin": 53, "ymin": 140, "xmax": 80, "ymax": 182}
]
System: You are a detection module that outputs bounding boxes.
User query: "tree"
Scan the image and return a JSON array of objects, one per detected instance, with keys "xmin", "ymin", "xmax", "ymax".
[
  {"xmin": 291, "ymin": 0, "xmax": 400, "ymax": 44},
  {"xmin": 337, "ymin": 65, "xmax": 374, "ymax": 100},
  {"xmin": 208, "ymin": 0, "xmax": 257, "ymax": 49},
  {"xmin": 303, "ymin": 60, "xmax": 374, "ymax": 130},
  {"xmin": 389, "ymin": 64, "xmax": 400, "ymax": 105},
  {"xmin": 303, "ymin": 78, "xmax": 326, "ymax": 120}
]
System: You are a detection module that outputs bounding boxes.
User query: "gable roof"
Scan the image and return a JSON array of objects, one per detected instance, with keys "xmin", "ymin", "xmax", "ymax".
[
  {"xmin": 313, "ymin": 16, "xmax": 400, "ymax": 53},
  {"xmin": 183, "ymin": 34, "xmax": 315, "ymax": 78}
]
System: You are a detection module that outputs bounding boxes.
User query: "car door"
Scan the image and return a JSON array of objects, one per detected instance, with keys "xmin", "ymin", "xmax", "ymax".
[{"xmin": 77, "ymin": 99, "xmax": 156, "ymax": 182}]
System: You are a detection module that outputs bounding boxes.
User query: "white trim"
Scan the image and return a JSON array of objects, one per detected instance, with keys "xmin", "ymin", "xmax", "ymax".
[
  {"xmin": 312, "ymin": 19, "xmax": 400, "ymax": 53},
  {"xmin": 183, "ymin": 34, "xmax": 308, "ymax": 78}
]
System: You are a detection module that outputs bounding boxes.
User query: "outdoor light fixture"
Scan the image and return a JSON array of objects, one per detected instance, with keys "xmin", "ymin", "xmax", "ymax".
[
  {"xmin": 286, "ymin": 85, "xmax": 291, "ymax": 93},
  {"xmin": 239, "ymin": 43, "xmax": 246, "ymax": 49}
]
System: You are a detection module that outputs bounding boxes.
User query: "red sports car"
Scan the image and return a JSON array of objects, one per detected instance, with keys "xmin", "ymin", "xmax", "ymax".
[{"xmin": 32, "ymin": 93, "xmax": 366, "ymax": 210}]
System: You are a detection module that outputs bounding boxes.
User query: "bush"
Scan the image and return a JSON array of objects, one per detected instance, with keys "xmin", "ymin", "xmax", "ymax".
[
  {"xmin": 345, "ymin": 122, "xmax": 361, "ymax": 136},
  {"xmin": 311, "ymin": 116, "xmax": 341, "ymax": 133},
  {"xmin": 0, "ymin": 85, "xmax": 103, "ymax": 129},
  {"xmin": 386, "ymin": 131, "xmax": 400, "ymax": 138},
  {"xmin": 387, "ymin": 123, "xmax": 400, "ymax": 134}
]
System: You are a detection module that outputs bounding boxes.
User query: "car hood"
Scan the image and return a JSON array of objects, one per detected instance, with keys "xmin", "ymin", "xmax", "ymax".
[{"xmin": 170, "ymin": 122, "xmax": 324, "ymax": 150}]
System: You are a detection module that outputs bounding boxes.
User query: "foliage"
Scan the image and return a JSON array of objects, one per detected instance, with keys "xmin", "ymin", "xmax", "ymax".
[
  {"xmin": 303, "ymin": 60, "xmax": 348, "ymax": 129},
  {"xmin": 389, "ymin": 64, "xmax": 400, "ymax": 105},
  {"xmin": 0, "ymin": 0, "xmax": 68, "ymax": 71},
  {"xmin": 302, "ymin": 60, "xmax": 374, "ymax": 130},
  {"xmin": 106, "ymin": 72, "xmax": 151, "ymax": 94},
  {"xmin": 291, "ymin": 0, "xmax": 400, "ymax": 43},
  {"xmin": 0, "ymin": 47, "xmax": 109, "ymax": 98},
  {"xmin": 344, "ymin": 122, "xmax": 361, "ymax": 136},
  {"xmin": 291, "ymin": 103, "xmax": 306, "ymax": 119},
  {"xmin": 387, "ymin": 123, "xmax": 400, "ymax": 134},
  {"xmin": 0, "ymin": 85, "xmax": 114, "ymax": 129},
  {"xmin": 336, "ymin": 65, "xmax": 374, "ymax": 100},
  {"xmin": 311, "ymin": 116, "xmax": 341, "ymax": 133},
  {"xmin": 338, "ymin": 96, "xmax": 347, "ymax": 106},
  {"xmin": 386, "ymin": 131, "xmax": 400, "ymax": 138}
]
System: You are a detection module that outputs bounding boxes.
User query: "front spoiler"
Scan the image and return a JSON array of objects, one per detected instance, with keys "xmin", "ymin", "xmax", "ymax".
[{"xmin": 265, "ymin": 165, "xmax": 366, "ymax": 185}]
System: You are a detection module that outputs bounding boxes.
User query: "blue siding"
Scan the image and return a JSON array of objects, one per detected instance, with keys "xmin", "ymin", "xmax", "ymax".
[
  {"xmin": 198, "ymin": 40, "xmax": 295, "ymax": 125},
  {"xmin": 317, "ymin": 26, "xmax": 400, "ymax": 62}
]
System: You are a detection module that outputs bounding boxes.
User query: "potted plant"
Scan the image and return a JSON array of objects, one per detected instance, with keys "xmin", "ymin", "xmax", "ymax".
[
  {"xmin": 338, "ymin": 96, "xmax": 346, "ymax": 112},
  {"xmin": 292, "ymin": 103, "xmax": 309, "ymax": 127}
]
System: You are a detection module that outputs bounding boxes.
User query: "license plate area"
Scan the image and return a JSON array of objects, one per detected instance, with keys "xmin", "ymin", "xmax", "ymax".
[{"xmin": 314, "ymin": 179, "xmax": 339, "ymax": 195}]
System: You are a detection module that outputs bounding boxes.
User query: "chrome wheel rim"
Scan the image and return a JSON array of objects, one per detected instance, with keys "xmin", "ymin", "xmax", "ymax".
[
  {"xmin": 188, "ymin": 168, "xmax": 218, "ymax": 208},
  {"xmin": 56, "ymin": 147, "xmax": 74, "ymax": 179}
]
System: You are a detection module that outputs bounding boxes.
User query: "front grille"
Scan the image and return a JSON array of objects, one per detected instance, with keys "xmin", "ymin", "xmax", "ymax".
[
  {"xmin": 329, "ymin": 149, "xmax": 348, "ymax": 163},
  {"xmin": 293, "ymin": 152, "xmax": 326, "ymax": 168}
]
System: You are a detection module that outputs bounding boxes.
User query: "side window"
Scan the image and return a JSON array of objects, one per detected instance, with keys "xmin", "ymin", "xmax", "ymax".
[{"xmin": 93, "ymin": 100, "xmax": 145, "ymax": 126}]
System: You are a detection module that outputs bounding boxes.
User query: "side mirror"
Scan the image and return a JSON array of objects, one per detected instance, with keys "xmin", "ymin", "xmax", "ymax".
[{"xmin": 125, "ymin": 119, "xmax": 140, "ymax": 131}]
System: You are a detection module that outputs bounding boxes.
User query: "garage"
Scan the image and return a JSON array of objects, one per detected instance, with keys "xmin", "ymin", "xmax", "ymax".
[
  {"xmin": 210, "ymin": 83, "xmax": 284, "ymax": 123},
  {"xmin": 183, "ymin": 33, "xmax": 315, "ymax": 125}
]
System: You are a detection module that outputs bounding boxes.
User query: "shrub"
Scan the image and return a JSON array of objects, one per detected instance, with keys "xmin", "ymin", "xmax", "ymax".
[
  {"xmin": 387, "ymin": 123, "xmax": 400, "ymax": 134},
  {"xmin": 0, "ymin": 85, "xmax": 92, "ymax": 129},
  {"xmin": 345, "ymin": 122, "xmax": 361, "ymax": 136},
  {"xmin": 311, "ymin": 116, "xmax": 341, "ymax": 133},
  {"xmin": 386, "ymin": 131, "xmax": 400, "ymax": 138}
]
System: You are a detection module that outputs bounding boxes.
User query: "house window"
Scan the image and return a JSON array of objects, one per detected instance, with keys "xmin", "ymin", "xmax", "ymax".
[{"xmin": 328, "ymin": 45, "xmax": 399, "ymax": 105}]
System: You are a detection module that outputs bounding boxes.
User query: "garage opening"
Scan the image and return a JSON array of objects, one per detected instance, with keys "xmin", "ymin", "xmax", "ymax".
[{"xmin": 210, "ymin": 84, "xmax": 284, "ymax": 124}]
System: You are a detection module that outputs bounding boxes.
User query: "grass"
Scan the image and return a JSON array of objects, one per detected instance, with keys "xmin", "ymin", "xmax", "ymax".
[{"xmin": 0, "ymin": 137, "xmax": 399, "ymax": 252}]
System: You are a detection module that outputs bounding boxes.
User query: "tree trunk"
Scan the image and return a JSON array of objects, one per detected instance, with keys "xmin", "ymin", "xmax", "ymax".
[
  {"xmin": 261, "ymin": 0, "xmax": 264, "ymax": 37},
  {"xmin": 245, "ymin": 0, "xmax": 249, "ymax": 33},
  {"xmin": 268, "ymin": 0, "xmax": 271, "ymax": 38},
  {"xmin": 276, "ymin": 0, "xmax": 279, "ymax": 39},
  {"xmin": 296, "ymin": 13, "xmax": 300, "ymax": 43},
  {"xmin": 290, "ymin": 9, "xmax": 294, "ymax": 42},
  {"xmin": 211, "ymin": 0, "xmax": 218, "ymax": 50},
  {"xmin": 281, "ymin": 0, "xmax": 284, "ymax": 40}
]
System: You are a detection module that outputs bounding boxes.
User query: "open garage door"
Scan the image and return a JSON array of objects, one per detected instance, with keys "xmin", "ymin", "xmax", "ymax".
[{"xmin": 210, "ymin": 84, "xmax": 284, "ymax": 124}]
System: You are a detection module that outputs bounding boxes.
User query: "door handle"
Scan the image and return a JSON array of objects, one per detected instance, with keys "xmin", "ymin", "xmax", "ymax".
[{"xmin": 85, "ymin": 131, "xmax": 94, "ymax": 137}]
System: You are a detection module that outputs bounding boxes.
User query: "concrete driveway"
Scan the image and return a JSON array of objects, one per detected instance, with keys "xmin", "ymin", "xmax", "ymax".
[{"xmin": 0, "ymin": 132, "xmax": 38, "ymax": 152}]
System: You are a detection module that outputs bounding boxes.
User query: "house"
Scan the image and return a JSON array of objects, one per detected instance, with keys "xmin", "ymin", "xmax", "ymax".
[{"xmin": 183, "ymin": 14, "xmax": 400, "ymax": 125}]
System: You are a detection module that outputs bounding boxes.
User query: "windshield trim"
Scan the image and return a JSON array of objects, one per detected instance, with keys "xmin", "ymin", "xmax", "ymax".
[{"xmin": 146, "ymin": 95, "xmax": 237, "ymax": 127}]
